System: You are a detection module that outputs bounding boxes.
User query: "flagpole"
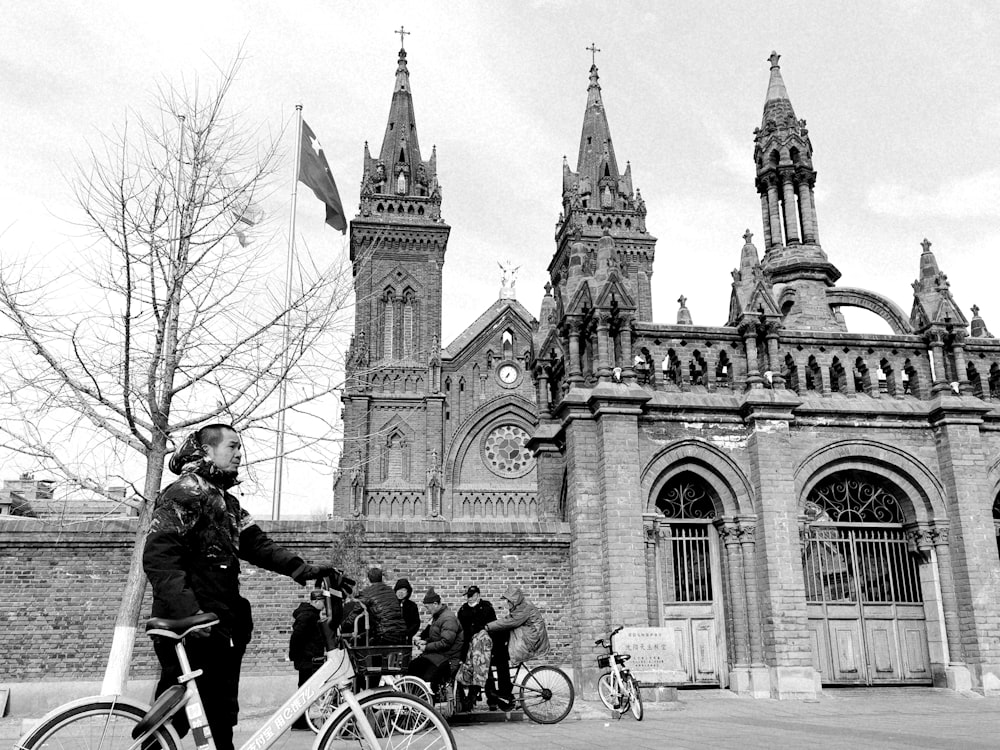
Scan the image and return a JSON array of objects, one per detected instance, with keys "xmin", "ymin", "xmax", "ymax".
[{"xmin": 273, "ymin": 104, "xmax": 303, "ymax": 520}]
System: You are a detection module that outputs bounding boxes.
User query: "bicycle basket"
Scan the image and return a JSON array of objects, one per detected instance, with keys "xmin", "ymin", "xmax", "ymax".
[
  {"xmin": 596, "ymin": 654, "xmax": 611, "ymax": 669},
  {"xmin": 348, "ymin": 645, "xmax": 412, "ymax": 674}
]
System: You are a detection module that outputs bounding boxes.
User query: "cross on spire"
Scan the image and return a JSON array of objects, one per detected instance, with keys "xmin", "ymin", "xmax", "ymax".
[
  {"xmin": 921, "ymin": 238, "xmax": 932, "ymax": 253},
  {"xmin": 971, "ymin": 304, "xmax": 980, "ymax": 317},
  {"xmin": 586, "ymin": 42, "xmax": 601, "ymax": 66},
  {"xmin": 743, "ymin": 229, "xmax": 754, "ymax": 245},
  {"xmin": 678, "ymin": 295, "xmax": 687, "ymax": 308},
  {"xmin": 396, "ymin": 25, "xmax": 410, "ymax": 50},
  {"xmin": 768, "ymin": 50, "xmax": 781, "ymax": 68}
]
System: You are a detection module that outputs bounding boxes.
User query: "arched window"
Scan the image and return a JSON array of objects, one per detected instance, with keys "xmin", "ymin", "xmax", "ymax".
[
  {"xmin": 402, "ymin": 289, "xmax": 416, "ymax": 359},
  {"xmin": 381, "ymin": 289, "xmax": 395, "ymax": 360},
  {"xmin": 502, "ymin": 329, "xmax": 514, "ymax": 360},
  {"xmin": 805, "ymin": 470, "xmax": 904, "ymax": 523},
  {"xmin": 655, "ymin": 472, "xmax": 718, "ymax": 603}
]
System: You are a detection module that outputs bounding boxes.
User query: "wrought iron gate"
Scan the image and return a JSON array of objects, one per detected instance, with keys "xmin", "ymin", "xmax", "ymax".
[{"xmin": 803, "ymin": 524, "xmax": 931, "ymax": 684}]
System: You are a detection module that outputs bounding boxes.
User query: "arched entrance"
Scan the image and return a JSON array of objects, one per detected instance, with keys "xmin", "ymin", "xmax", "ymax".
[
  {"xmin": 645, "ymin": 471, "xmax": 726, "ymax": 685},
  {"xmin": 802, "ymin": 470, "xmax": 931, "ymax": 685}
]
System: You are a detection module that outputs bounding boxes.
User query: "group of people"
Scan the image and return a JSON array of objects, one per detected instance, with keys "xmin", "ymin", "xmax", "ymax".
[
  {"xmin": 290, "ymin": 570, "xmax": 551, "ymax": 716},
  {"xmin": 142, "ymin": 422, "xmax": 552, "ymax": 746}
]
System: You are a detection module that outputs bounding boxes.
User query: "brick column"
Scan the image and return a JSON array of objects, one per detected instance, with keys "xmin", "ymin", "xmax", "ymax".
[
  {"xmin": 779, "ymin": 169, "xmax": 800, "ymax": 244},
  {"xmin": 929, "ymin": 400, "xmax": 1000, "ymax": 694},
  {"xmin": 720, "ymin": 521, "xmax": 751, "ymax": 693},
  {"xmin": 739, "ymin": 518, "xmax": 769, "ymax": 696},
  {"xmin": 742, "ymin": 389, "xmax": 818, "ymax": 699},
  {"xmin": 595, "ymin": 312, "xmax": 612, "ymax": 381},
  {"xmin": 759, "ymin": 193, "xmax": 773, "ymax": 249},
  {"xmin": 766, "ymin": 176, "xmax": 783, "ymax": 248}
]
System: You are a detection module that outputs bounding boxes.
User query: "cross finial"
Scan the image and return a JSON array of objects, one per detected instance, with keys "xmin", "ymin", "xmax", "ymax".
[
  {"xmin": 678, "ymin": 295, "xmax": 687, "ymax": 308},
  {"xmin": 972, "ymin": 304, "xmax": 980, "ymax": 317},
  {"xmin": 586, "ymin": 42, "xmax": 601, "ymax": 66},
  {"xmin": 768, "ymin": 51, "xmax": 781, "ymax": 68},
  {"xmin": 743, "ymin": 228, "xmax": 754, "ymax": 245},
  {"xmin": 396, "ymin": 25, "xmax": 410, "ymax": 50},
  {"xmin": 921, "ymin": 238, "xmax": 932, "ymax": 253}
]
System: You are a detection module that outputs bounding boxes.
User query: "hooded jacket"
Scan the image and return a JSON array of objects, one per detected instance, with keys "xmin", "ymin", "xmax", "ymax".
[
  {"xmin": 421, "ymin": 603, "xmax": 464, "ymax": 662},
  {"xmin": 358, "ymin": 579, "xmax": 407, "ymax": 644},
  {"xmin": 288, "ymin": 602, "xmax": 325, "ymax": 670},
  {"xmin": 486, "ymin": 586, "xmax": 550, "ymax": 664},
  {"xmin": 143, "ymin": 432, "xmax": 304, "ymax": 644}
]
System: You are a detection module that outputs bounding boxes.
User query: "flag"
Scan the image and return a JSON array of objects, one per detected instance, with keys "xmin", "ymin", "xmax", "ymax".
[{"xmin": 299, "ymin": 120, "xmax": 347, "ymax": 233}]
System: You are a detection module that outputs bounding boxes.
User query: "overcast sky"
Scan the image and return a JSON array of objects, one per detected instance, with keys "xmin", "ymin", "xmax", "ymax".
[{"xmin": 2, "ymin": 1, "xmax": 998, "ymax": 517}]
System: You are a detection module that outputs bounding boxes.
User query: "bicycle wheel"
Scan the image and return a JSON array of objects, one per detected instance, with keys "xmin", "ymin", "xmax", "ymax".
[
  {"xmin": 316, "ymin": 692, "xmax": 456, "ymax": 749},
  {"xmin": 392, "ymin": 675, "xmax": 434, "ymax": 704},
  {"xmin": 305, "ymin": 685, "xmax": 342, "ymax": 733},
  {"xmin": 18, "ymin": 696, "xmax": 181, "ymax": 750},
  {"xmin": 518, "ymin": 665, "xmax": 575, "ymax": 724},
  {"xmin": 596, "ymin": 672, "xmax": 619, "ymax": 712},
  {"xmin": 626, "ymin": 674, "xmax": 644, "ymax": 721}
]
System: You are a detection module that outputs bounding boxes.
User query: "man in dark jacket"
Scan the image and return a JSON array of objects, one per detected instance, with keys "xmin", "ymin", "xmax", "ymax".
[
  {"xmin": 288, "ymin": 590, "xmax": 327, "ymax": 730},
  {"xmin": 143, "ymin": 424, "xmax": 336, "ymax": 750},
  {"xmin": 394, "ymin": 578, "xmax": 421, "ymax": 642},
  {"xmin": 406, "ymin": 587, "xmax": 464, "ymax": 686},
  {"xmin": 358, "ymin": 567, "xmax": 407, "ymax": 645}
]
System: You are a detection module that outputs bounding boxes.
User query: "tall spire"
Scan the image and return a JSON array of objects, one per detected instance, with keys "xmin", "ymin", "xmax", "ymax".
[
  {"xmin": 357, "ymin": 37, "xmax": 443, "ymax": 221},
  {"xmin": 551, "ymin": 51, "xmax": 656, "ymax": 322},
  {"xmin": 753, "ymin": 51, "xmax": 842, "ymax": 332}
]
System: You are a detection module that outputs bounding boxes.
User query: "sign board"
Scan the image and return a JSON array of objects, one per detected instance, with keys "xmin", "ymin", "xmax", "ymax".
[{"xmin": 612, "ymin": 627, "xmax": 689, "ymax": 684}]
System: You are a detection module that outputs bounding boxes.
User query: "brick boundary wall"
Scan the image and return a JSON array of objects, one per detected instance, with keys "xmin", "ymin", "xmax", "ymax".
[{"xmin": 0, "ymin": 518, "xmax": 571, "ymax": 682}]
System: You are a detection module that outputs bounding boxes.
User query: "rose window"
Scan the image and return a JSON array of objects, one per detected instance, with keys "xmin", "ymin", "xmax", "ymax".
[{"xmin": 482, "ymin": 425, "xmax": 535, "ymax": 478}]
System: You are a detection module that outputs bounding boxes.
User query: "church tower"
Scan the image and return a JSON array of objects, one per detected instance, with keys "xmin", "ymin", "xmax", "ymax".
[
  {"xmin": 754, "ymin": 52, "xmax": 844, "ymax": 331},
  {"xmin": 335, "ymin": 38, "xmax": 451, "ymax": 517},
  {"xmin": 549, "ymin": 57, "xmax": 657, "ymax": 324}
]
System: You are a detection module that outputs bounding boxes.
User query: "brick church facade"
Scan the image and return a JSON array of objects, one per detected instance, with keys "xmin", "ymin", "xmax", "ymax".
[{"xmin": 332, "ymin": 46, "xmax": 1000, "ymax": 698}]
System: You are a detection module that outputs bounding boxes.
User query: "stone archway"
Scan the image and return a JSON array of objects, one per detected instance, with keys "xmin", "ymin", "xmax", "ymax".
[{"xmin": 799, "ymin": 463, "xmax": 937, "ymax": 687}]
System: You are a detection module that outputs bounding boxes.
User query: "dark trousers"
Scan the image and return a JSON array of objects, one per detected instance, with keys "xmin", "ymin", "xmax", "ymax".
[
  {"xmin": 406, "ymin": 653, "xmax": 453, "ymax": 686},
  {"xmin": 292, "ymin": 664, "xmax": 320, "ymax": 729},
  {"xmin": 153, "ymin": 632, "xmax": 245, "ymax": 750},
  {"xmin": 489, "ymin": 634, "xmax": 512, "ymax": 700}
]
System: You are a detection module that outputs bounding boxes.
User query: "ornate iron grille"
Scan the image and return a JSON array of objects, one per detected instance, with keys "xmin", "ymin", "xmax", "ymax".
[
  {"xmin": 803, "ymin": 526, "xmax": 922, "ymax": 604},
  {"xmin": 670, "ymin": 524, "xmax": 713, "ymax": 602},
  {"xmin": 806, "ymin": 472, "xmax": 904, "ymax": 523},
  {"xmin": 656, "ymin": 473, "xmax": 718, "ymax": 520}
]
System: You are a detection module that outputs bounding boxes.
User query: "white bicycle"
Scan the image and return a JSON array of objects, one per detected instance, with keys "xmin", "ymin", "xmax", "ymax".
[
  {"xmin": 16, "ymin": 575, "xmax": 455, "ymax": 749},
  {"xmin": 594, "ymin": 625, "xmax": 643, "ymax": 720}
]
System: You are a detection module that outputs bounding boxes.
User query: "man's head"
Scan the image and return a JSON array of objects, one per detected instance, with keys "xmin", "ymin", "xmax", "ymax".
[
  {"xmin": 197, "ymin": 424, "xmax": 241, "ymax": 473},
  {"xmin": 309, "ymin": 589, "xmax": 326, "ymax": 611},
  {"xmin": 422, "ymin": 587, "xmax": 443, "ymax": 616},
  {"xmin": 367, "ymin": 567, "xmax": 384, "ymax": 584},
  {"xmin": 465, "ymin": 585, "xmax": 481, "ymax": 606}
]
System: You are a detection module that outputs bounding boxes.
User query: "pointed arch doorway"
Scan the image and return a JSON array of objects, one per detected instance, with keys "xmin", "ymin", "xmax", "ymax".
[
  {"xmin": 645, "ymin": 471, "xmax": 726, "ymax": 685},
  {"xmin": 802, "ymin": 470, "xmax": 932, "ymax": 685}
]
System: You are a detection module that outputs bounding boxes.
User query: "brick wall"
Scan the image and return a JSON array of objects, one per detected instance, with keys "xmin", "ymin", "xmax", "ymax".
[{"xmin": 0, "ymin": 518, "xmax": 570, "ymax": 682}]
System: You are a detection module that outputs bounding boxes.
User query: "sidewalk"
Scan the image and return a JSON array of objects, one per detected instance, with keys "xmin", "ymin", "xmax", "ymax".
[{"xmin": 7, "ymin": 687, "xmax": 1000, "ymax": 749}]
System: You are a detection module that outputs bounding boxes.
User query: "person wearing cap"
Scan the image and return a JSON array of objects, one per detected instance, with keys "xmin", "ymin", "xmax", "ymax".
[
  {"xmin": 394, "ymin": 578, "xmax": 421, "ymax": 642},
  {"xmin": 486, "ymin": 586, "xmax": 550, "ymax": 708},
  {"xmin": 455, "ymin": 585, "xmax": 497, "ymax": 711},
  {"xmin": 288, "ymin": 590, "xmax": 328, "ymax": 730},
  {"xmin": 406, "ymin": 587, "xmax": 464, "ymax": 686},
  {"xmin": 357, "ymin": 567, "xmax": 407, "ymax": 645}
]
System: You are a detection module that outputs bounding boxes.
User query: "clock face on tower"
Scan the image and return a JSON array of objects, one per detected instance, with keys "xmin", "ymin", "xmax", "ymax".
[{"xmin": 496, "ymin": 362, "xmax": 519, "ymax": 386}]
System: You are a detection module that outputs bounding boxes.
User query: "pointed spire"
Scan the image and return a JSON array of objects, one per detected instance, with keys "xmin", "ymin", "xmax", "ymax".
[
  {"xmin": 910, "ymin": 238, "xmax": 968, "ymax": 331},
  {"xmin": 970, "ymin": 305, "xmax": 993, "ymax": 338},
  {"xmin": 764, "ymin": 51, "xmax": 793, "ymax": 111}
]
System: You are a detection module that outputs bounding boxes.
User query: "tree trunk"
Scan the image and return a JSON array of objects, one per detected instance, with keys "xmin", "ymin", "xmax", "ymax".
[{"xmin": 101, "ymin": 450, "xmax": 166, "ymax": 694}]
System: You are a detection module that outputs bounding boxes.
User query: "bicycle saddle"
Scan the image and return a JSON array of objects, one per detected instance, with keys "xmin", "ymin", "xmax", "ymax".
[{"xmin": 145, "ymin": 612, "xmax": 220, "ymax": 639}]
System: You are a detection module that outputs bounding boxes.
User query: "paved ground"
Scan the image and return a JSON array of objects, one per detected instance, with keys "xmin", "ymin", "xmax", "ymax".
[{"xmin": 6, "ymin": 687, "xmax": 1000, "ymax": 748}]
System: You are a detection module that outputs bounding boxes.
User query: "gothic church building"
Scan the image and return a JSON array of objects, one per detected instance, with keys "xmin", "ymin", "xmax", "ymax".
[{"xmin": 333, "ymin": 46, "xmax": 1000, "ymax": 698}]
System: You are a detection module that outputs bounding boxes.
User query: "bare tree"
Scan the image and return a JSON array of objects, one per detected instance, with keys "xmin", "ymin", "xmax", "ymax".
[{"xmin": 0, "ymin": 57, "xmax": 352, "ymax": 691}]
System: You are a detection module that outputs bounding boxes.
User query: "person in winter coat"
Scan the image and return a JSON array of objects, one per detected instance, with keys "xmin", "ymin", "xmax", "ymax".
[
  {"xmin": 288, "ymin": 590, "xmax": 327, "ymax": 730},
  {"xmin": 357, "ymin": 567, "xmax": 407, "ymax": 645},
  {"xmin": 455, "ymin": 585, "xmax": 497, "ymax": 711},
  {"xmin": 394, "ymin": 578, "xmax": 421, "ymax": 642},
  {"xmin": 143, "ymin": 424, "xmax": 338, "ymax": 750},
  {"xmin": 485, "ymin": 586, "xmax": 550, "ymax": 706},
  {"xmin": 406, "ymin": 587, "xmax": 464, "ymax": 685}
]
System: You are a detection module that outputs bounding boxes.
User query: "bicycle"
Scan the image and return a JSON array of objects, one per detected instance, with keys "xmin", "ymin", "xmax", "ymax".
[
  {"xmin": 594, "ymin": 625, "xmax": 643, "ymax": 720},
  {"xmin": 16, "ymin": 575, "xmax": 455, "ymax": 750},
  {"xmin": 435, "ymin": 659, "xmax": 574, "ymax": 724}
]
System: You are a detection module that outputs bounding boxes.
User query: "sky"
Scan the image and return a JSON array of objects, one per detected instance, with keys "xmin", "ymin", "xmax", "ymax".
[{"xmin": 1, "ymin": 0, "xmax": 998, "ymax": 518}]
